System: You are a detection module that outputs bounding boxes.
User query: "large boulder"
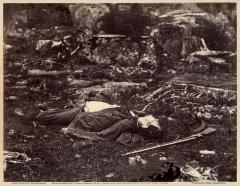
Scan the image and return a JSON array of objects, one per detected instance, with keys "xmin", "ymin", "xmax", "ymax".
[
  {"xmin": 150, "ymin": 10, "xmax": 210, "ymax": 58},
  {"xmin": 69, "ymin": 4, "xmax": 110, "ymax": 36},
  {"xmin": 89, "ymin": 37, "xmax": 157, "ymax": 66},
  {"xmin": 150, "ymin": 7, "xmax": 236, "ymax": 58},
  {"xmin": 73, "ymin": 81, "xmax": 147, "ymax": 104},
  {"xmin": 186, "ymin": 51, "xmax": 236, "ymax": 73}
]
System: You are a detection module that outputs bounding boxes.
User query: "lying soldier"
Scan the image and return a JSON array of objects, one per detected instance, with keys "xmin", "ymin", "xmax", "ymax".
[{"xmin": 34, "ymin": 101, "xmax": 162, "ymax": 145}]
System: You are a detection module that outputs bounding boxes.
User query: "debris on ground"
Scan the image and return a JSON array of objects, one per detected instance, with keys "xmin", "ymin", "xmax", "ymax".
[
  {"xmin": 180, "ymin": 165, "xmax": 204, "ymax": 181},
  {"xmin": 199, "ymin": 150, "xmax": 216, "ymax": 155},
  {"xmin": 4, "ymin": 43, "xmax": 13, "ymax": 50},
  {"xmin": 128, "ymin": 156, "xmax": 147, "ymax": 166},
  {"xmin": 8, "ymin": 129, "xmax": 16, "ymax": 136},
  {"xmin": 105, "ymin": 173, "xmax": 117, "ymax": 178},
  {"xmin": 5, "ymin": 96, "xmax": 18, "ymax": 101},
  {"xmin": 16, "ymin": 80, "xmax": 28, "ymax": 85},
  {"xmin": 72, "ymin": 140, "xmax": 94, "ymax": 149},
  {"xmin": 14, "ymin": 108, "xmax": 24, "ymax": 116},
  {"xmin": 4, "ymin": 151, "xmax": 31, "ymax": 164},
  {"xmin": 28, "ymin": 69, "xmax": 71, "ymax": 76},
  {"xmin": 74, "ymin": 154, "xmax": 81, "ymax": 158},
  {"xmin": 180, "ymin": 160, "xmax": 218, "ymax": 182},
  {"xmin": 159, "ymin": 157, "xmax": 167, "ymax": 161}
]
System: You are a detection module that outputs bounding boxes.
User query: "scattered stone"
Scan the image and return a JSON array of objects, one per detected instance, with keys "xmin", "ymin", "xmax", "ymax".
[
  {"xmin": 43, "ymin": 134, "xmax": 49, "ymax": 138},
  {"xmin": 169, "ymin": 73, "xmax": 236, "ymax": 91},
  {"xmin": 36, "ymin": 40, "xmax": 52, "ymax": 51},
  {"xmin": 105, "ymin": 173, "xmax": 116, "ymax": 178},
  {"xmin": 74, "ymin": 81, "xmax": 147, "ymax": 103},
  {"xmin": 196, "ymin": 112, "xmax": 212, "ymax": 119},
  {"xmin": 36, "ymin": 40, "xmax": 63, "ymax": 54},
  {"xmin": 180, "ymin": 165, "xmax": 204, "ymax": 181},
  {"xmin": 186, "ymin": 51, "xmax": 235, "ymax": 73},
  {"xmin": 74, "ymin": 154, "xmax": 81, "ymax": 158},
  {"xmin": 73, "ymin": 140, "xmax": 94, "ymax": 149},
  {"xmin": 69, "ymin": 4, "xmax": 110, "ymax": 34},
  {"xmin": 73, "ymin": 69, "xmax": 84, "ymax": 76},
  {"xmin": 14, "ymin": 108, "xmax": 24, "ymax": 116},
  {"xmin": 159, "ymin": 157, "xmax": 167, "ymax": 161},
  {"xmin": 4, "ymin": 44, "xmax": 13, "ymax": 50},
  {"xmin": 23, "ymin": 29, "xmax": 35, "ymax": 39},
  {"xmin": 199, "ymin": 150, "xmax": 216, "ymax": 155},
  {"xmin": 128, "ymin": 156, "xmax": 147, "ymax": 166},
  {"xmin": 7, "ymin": 86, "xmax": 27, "ymax": 90},
  {"xmin": 16, "ymin": 80, "xmax": 28, "ymax": 85},
  {"xmin": 4, "ymin": 151, "xmax": 31, "ymax": 164},
  {"xmin": 68, "ymin": 79, "xmax": 94, "ymax": 88},
  {"xmin": 20, "ymin": 134, "xmax": 35, "ymax": 139},
  {"xmin": 151, "ymin": 11, "xmax": 209, "ymax": 58},
  {"xmin": 8, "ymin": 129, "xmax": 16, "ymax": 136}
]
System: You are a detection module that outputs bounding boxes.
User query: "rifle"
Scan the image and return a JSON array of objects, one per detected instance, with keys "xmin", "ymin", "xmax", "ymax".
[{"xmin": 121, "ymin": 127, "xmax": 217, "ymax": 156}]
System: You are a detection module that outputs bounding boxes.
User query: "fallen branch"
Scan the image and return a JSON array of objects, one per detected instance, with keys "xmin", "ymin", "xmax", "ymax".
[
  {"xmin": 121, "ymin": 127, "xmax": 217, "ymax": 156},
  {"xmin": 144, "ymin": 85, "xmax": 172, "ymax": 102},
  {"xmin": 7, "ymin": 86, "xmax": 27, "ymax": 89},
  {"xmin": 70, "ymin": 45, "xmax": 80, "ymax": 56},
  {"xmin": 93, "ymin": 34, "xmax": 150, "ymax": 39},
  {"xmin": 142, "ymin": 89, "xmax": 173, "ymax": 112},
  {"xmin": 28, "ymin": 69, "xmax": 70, "ymax": 76}
]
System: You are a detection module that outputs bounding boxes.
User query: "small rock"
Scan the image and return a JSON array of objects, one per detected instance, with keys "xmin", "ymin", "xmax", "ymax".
[
  {"xmin": 51, "ymin": 41, "xmax": 62, "ymax": 48},
  {"xmin": 73, "ymin": 69, "xmax": 84, "ymax": 76},
  {"xmin": 159, "ymin": 157, "xmax": 167, "ymax": 161},
  {"xmin": 186, "ymin": 160, "xmax": 199, "ymax": 168},
  {"xmin": 204, "ymin": 105, "xmax": 214, "ymax": 112},
  {"xmin": 203, "ymin": 112, "xmax": 212, "ymax": 119},
  {"xmin": 214, "ymin": 115, "xmax": 223, "ymax": 120},
  {"xmin": 73, "ymin": 140, "xmax": 93, "ymax": 149},
  {"xmin": 14, "ymin": 108, "xmax": 24, "ymax": 116},
  {"xmin": 105, "ymin": 173, "xmax": 116, "ymax": 178},
  {"xmin": 68, "ymin": 79, "xmax": 94, "ymax": 88},
  {"xmin": 198, "ymin": 107, "xmax": 205, "ymax": 112},
  {"xmin": 36, "ymin": 40, "xmax": 52, "ymax": 51},
  {"xmin": 23, "ymin": 29, "xmax": 35, "ymax": 38},
  {"xmin": 4, "ymin": 44, "xmax": 13, "ymax": 50},
  {"xmin": 197, "ymin": 112, "xmax": 212, "ymax": 119},
  {"xmin": 228, "ymin": 107, "xmax": 237, "ymax": 114},
  {"xmin": 199, "ymin": 150, "xmax": 216, "ymax": 155},
  {"xmin": 128, "ymin": 157, "xmax": 138, "ymax": 166},
  {"xmin": 141, "ymin": 159, "xmax": 148, "ymax": 165},
  {"xmin": 167, "ymin": 69, "xmax": 177, "ymax": 75},
  {"xmin": 74, "ymin": 154, "xmax": 81, "ymax": 158},
  {"xmin": 16, "ymin": 80, "xmax": 28, "ymax": 85},
  {"xmin": 8, "ymin": 129, "xmax": 16, "ymax": 136},
  {"xmin": 21, "ymin": 134, "xmax": 35, "ymax": 139},
  {"xmin": 4, "ymin": 161, "xmax": 7, "ymax": 172}
]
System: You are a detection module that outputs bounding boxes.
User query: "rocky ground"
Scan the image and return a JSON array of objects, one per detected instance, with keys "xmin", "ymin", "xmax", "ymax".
[{"xmin": 3, "ymin": 4, "xmax": 237, "ymax": 182}]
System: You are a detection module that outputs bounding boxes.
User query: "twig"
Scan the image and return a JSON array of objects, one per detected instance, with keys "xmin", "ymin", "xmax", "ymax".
[
  {"xmin": 93, "ymin": 34, "xmax": 150, "ymax": 39},
  {"xmin": 142, "ymin": 89, "xmax": 173, "ymax": 112},
  {"xmin": 70, "ymin": 45, "xmax": 80, "ymax": 56},
  {"xmin": 145, "ymin": 85, "xmax": 172, "ymax": 102}
]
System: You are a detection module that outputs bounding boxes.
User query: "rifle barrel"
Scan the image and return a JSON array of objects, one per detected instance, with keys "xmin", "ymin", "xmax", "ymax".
[{"xmin": 121, "ymin": 135, "xmax": 197, "ymax": 156}]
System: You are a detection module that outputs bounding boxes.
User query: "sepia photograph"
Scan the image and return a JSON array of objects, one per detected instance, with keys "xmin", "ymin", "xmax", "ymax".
[{"xmin": 3, "ymin": 2, "xmax": 237, "ymax": 182}]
